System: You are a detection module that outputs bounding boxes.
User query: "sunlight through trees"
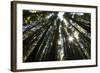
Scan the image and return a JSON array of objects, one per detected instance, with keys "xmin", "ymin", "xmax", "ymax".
[{"xmin": 23, "ymin": 10, "xmax": 91, "ymax": 62}]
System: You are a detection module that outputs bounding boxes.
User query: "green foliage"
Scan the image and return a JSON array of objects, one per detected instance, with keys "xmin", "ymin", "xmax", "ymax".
[{"xmin": 23, "ymin": 10, "xmax": 91, "ymax": 62}]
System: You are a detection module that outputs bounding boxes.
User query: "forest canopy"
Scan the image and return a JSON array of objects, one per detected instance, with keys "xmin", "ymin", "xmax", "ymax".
[{"xmin": 23, "ymin": 10, "xmax": 91, "ymax": 62}]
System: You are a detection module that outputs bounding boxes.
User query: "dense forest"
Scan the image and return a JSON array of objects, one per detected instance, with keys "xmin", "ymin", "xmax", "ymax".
[{"xmin": 23, "ymin": 10, "xmax": 91, "ymax": 62}]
